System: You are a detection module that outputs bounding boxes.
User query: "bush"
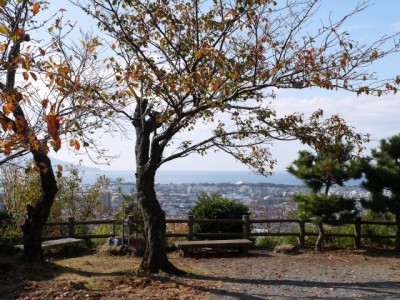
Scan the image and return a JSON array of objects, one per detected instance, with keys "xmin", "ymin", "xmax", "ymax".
[
  {"xmin": 0, "ymin": 222, "xmax": 21, "ymax": 254},
  {"xmin": 256, "ymin": 235, "xmax": 299, "ymax": 248},
  {"xmin": 189, "ymin": 193, "xmax": 249, "ymax": 237}
]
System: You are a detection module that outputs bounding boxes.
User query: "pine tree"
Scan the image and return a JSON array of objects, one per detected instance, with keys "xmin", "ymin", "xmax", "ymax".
[
  {"xmin": 288, "ymin": 135, "xmax": 361, "ymax": 251},
  {"xmin": 362, "ymin": 134, "xmax": 400, "ymax": 251}
]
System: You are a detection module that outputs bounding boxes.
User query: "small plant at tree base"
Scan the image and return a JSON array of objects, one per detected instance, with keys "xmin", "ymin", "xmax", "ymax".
[
  {"xmin": 189, "ymin": 193, "xmax": 249, "ymax": 237},
  {"xmin": 361, "ymin": 134, "xmax": 400, "ymax": 251}
]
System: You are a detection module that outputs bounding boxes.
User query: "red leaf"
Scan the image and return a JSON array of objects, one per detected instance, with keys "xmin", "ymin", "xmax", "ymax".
[{"xmin": 32, "ymin": 3, "xmax": 40, "ymax": 15}]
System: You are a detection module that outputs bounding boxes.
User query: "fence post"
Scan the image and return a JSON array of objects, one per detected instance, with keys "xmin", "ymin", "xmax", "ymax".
[
  {"xmin": 67, "ymin": 216, "xmax": 75, "ymax": 238},
  {"xmin": 188, "ymin": 215, "xmax": 194, "ymax": 241},
  {"xmin": 243, "ymin": 215, "xmax": 250, "ymax": 239},
  {"xmin": 122, "ymin": 218, "xmax": 125, "ymax": 243},
  {"xmin": 299, "ymin": 220, "xmax": 305, "ymax": 248},
  {"xmin": 354, "ymin": 216, "xmax": 362, "ymax": 249}
]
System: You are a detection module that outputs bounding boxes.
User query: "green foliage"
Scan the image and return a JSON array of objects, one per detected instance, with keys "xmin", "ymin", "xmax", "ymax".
[
  {"xmin": 189, "ymin": 193, "xmax": 249, "ymax": 236},
  {"xmin": 0, "ymin": 222, "xmax": 21, "ymax": 253},
  {"xmin": 0, "ymin": 162, "xmax": 114, "ymax": 249},
  {"xmin": 288, "ymin": 142, "xmax": 362, "ymax": 195},
  {"xmin": 113, "ymin": 179, "xmax": 144, "ymax": 238},
  {"xmin": 0, "ymin": 163, "xmax": 41, "ymax": 221},
  {"xmin": 256, "ymin": 235, "xmax": 299, "ymax": 248},
  {"xmin": 362, "ymin": 134, "xmax": 400, "ymax": 215},
  {"xmin": 56, "ymin": 166, "xmax": 111, "ymax": 221},
  {"xmin": 294, "ymin": 193, "xmax": 357, "ymax": 226},
  {"xmin": 360, "ymin": 211, "xmax": 396, "ymax": 248}
]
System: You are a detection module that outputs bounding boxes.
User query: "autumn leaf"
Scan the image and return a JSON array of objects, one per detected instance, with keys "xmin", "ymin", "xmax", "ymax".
[
  {"xmin": 23, "ymin": 72, "xmax": 29, "ymax": 81},
  {"xmin": 30, "ymin": 72, "xmax": 38, "ymax": 81},
  {"xmin": 51, "ymin": 137, "xmax": 61, "ymax": 152},
  {"xmin": 42, "ymin": 99, "xmax": 49, "ymax": 108},
  {"xmin": 32, "ymin": 2, "xmax": 40, "ymax": 15},
  {"xmin": 0, "ymin": 24, "xmax": 8, "ymax": 35},
  {"xmin": 69, "ymin": 139, "xmax": 81, "ymax": 151},
  {"xmin": 17, "ymin": 28, "xmax": 25, "ymax": 39}
]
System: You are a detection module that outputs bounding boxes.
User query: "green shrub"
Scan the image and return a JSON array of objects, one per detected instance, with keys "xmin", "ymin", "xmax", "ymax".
[
  {"xmin": 256, "ymin": 235, "xmax": 298, "ymax": 248},
  {"xmin": 189, "ymin": 193, "xmax": 249, "ymax": 237},
  {"xmin": 0, "ymin": 222, "xmax": 22, "ymax": 254},
  {"xmin": 361, "ymin": 211, "xmax": 396, "ymax": 248}
]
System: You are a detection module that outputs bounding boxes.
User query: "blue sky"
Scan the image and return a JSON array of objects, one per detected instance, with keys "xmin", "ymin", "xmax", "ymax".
[{"xmin": 47, "ymin": 1, "xmax": 400, "ymax": 173}]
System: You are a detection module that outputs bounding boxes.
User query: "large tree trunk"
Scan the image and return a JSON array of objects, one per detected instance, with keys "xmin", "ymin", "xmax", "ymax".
[
  {"xmin": 136, "ymin": 170, "xmax": 181, "ymax": 274},
  {"xmin": 315, "ymin": 223, "xmax": 325, "ymax": 252},
  {"xmin": 21, "ymin": 151, "xmax": 58, "ymax": 263},
  {"xmin": 134, "ymin": 109, "xmax": 183, "ymax": 275}
]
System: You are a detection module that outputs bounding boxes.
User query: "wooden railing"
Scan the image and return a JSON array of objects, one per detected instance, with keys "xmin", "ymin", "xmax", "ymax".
[{"xmin": 43, "ymin": 215, "xmax": 398, "ymax": 248}]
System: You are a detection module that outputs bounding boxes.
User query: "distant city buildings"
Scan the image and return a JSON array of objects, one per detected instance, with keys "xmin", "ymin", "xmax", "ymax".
[{"xmin": 142, "ymin": 182, "xmax": 369, "ymax": 219}]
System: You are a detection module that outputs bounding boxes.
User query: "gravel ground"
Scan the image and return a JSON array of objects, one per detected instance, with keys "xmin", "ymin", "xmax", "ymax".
[
  {"xmin": 177, "ymin": 248, "xmax": 400, "ymax": 299},
  {"xmin": 1, "ymin": 248, "xmax": 399, "ymax": 299}
]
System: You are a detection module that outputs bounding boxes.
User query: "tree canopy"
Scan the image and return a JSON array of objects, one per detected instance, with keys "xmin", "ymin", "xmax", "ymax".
[
  {"xmin": 0, "ymin": 0, "xmax": 115, "ymax": 262},
  {"xmin": 71, "ymin": 0, "xmax": 400, "ymax": 273}
]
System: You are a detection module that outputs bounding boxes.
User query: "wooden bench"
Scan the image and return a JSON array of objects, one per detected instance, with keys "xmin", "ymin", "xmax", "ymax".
[
  {"xmin": 14, "ymin": 238, "xmax": 85, "ymax": 251},
  {"xmin": 175, "ymin": 239, "xmax": 253, "ymax": 257}
]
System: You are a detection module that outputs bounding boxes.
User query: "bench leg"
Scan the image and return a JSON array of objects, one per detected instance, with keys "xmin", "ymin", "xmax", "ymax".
[
  {"xmin": 241, "ymin": 245, "xmax": 249, "ymax": 255},
  {"xmin": 179, "ymin": 247, "xmax": 190, "ymax": 258}
]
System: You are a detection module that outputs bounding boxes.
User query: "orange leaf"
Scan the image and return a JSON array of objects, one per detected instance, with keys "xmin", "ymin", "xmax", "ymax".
[
  {"xmin": 23, "ymin": 72, "xmax": 29, "ymax": 81},
  {"xmin": 17, "ymin": 28, "xmax": 25, "ymax": 39},
  {"xmin": 69, "ymin": 139, "xmax": 81, "ymax": 151},
  {"xmin": 3, "ymin": 146, "xmax": 10, "ymax": 155},
  {"xmin": 32, "ymin": 3, "xmax": 40, "ymax": 15},
  {"xmin": 6, "ymin": 103, "xmax": 13, "ymax": 112}
]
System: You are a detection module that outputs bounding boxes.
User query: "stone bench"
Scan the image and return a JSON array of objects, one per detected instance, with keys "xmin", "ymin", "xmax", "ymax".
[{"xmin": 175, "ymin": 238, "xmax": 253, "ymax": 257}]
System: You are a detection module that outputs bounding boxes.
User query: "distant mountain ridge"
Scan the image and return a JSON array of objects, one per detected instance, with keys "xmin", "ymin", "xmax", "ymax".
[{"xmin": 49, "ymin": 156, "xmax": 103, "ymax": 172}]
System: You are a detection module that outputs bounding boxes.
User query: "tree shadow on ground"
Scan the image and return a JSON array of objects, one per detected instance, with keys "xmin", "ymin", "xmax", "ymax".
[
  {"xmin": 183, "ymin": 273, "xmax": 400, "ymax": 300},
  {"xmin": 181, "ymin": 249, "xmax": 273, "ymax": 259},
  {"xmin": 360, "ymin": 247, "xmax": 400, "ymax": 259}
]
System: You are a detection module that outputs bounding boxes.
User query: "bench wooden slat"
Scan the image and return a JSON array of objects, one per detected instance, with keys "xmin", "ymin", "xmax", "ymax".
[
  {"xmin": 14, "ymin": 238, "xmax": 85, "ymax": 250},
  {"xmin": 175, "ymin": 238, "xmax": 253, "ymax": 257},
  {"xmin": 175, "ymin": 239, "xmax": 253, "ymax": 248}
]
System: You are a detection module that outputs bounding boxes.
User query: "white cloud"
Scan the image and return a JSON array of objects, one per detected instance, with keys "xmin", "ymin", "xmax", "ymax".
[{"xmin": 392, "ymin": 22, "xmax": 400, "ymax": 31}]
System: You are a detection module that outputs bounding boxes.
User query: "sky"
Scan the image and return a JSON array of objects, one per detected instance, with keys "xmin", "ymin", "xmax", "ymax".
[{"xmin": 43, "ymin": 1, "xmax": 400, "ymax": 173}]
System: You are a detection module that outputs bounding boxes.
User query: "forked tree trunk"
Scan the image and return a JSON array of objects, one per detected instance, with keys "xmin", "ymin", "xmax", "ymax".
[
  {"xmin": 134, "ymin": 112, "xmax": 184, "ymax": 275},
  {"xmin": 21, "ymin": 151, "xmax": 58, "ymax": 263},
  {"xmin": 315, "ymin": 223, "xmax": 325, "ymax": 252}
]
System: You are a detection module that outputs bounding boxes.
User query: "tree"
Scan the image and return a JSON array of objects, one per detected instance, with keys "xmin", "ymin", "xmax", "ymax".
[
  {"xmin": 73, "ymin": 0, "xmax": 400, "ymax": 274},
  {"xmin": 0, "ymin": 1, "xmax": 112, "ymax": 262},
  {"xmin": 56, "ymin": 165, "xmax": 111, "ymax": 220},
  {"xmin": 287, "ymin": 114, "xmax": 362, "ymax": 251},
  {"xmin": 361, "ymin": 134, "xmax": 400, "ymax": 251},
  {"xmin": 287, "ymin": 113, "xmax": 364, "ymax": 196}
]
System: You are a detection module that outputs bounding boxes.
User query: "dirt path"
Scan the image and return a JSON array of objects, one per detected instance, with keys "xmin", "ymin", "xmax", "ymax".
[
  {"xmin": 178, "ymin": 249, "xmax": 400, "ymax": 299},
  {"xmin": 1, "ymin": 248, "xmax": 399, "ymax": 299}
]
